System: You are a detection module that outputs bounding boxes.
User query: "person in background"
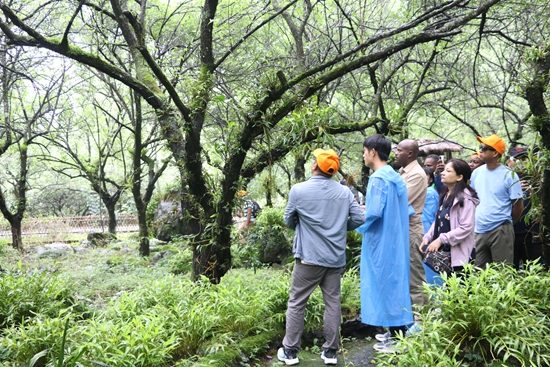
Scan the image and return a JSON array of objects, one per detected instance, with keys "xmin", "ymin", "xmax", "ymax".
[
  {"xmin": 421, "ymin": 159, "xmax": 479, "ymax": 274},
  {"xmin": 471, "ymin": 134, "xmax": 524, "ymax": 268},
  {"xmin": 396, "ymin": 139, "xmax": 427, "ymax": 315},
  {"xmin": 340, "ymin": 178, "xmax": 360, "ymax": 203},
  {"xmin": 424, "ymin": 154, "xmax": 445, "ymax": 193},
  {"xmin": 507, "ymin": 147, "xmax": 544, "ymax": 270},
  {"xmin": 469, "ymin": 152, "xmax": 485, "ymax": 172},
  {"xmin": 422, "ymin": 167, "xmax": 439, "ymax": 234},
  {"xmin": 356, "ymin": 134, "xmax": 412, "ymax": 354},
  {"xmin": 278, "ymin": 148, "xmax": 365, "ymax": 366},
  {"xmin": 237, "ymin": 190, "xmax": 257, "ymax": 231}
]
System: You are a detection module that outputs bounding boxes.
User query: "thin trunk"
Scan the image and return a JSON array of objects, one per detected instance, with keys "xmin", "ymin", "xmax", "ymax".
[
  {"xmin": 9, "ymin": 216, "xmax": 22, "ymax": 250},
  {"xmin": 105, "ymin": 202, "xmax": 117, "ymax": 235},
  {"xmin": 137, "ymin": 209, "xmax": 149, "ymax": 256},
  {"xmin": 294, "ymin": 157, "xmax": 306, "ymax": 182}
]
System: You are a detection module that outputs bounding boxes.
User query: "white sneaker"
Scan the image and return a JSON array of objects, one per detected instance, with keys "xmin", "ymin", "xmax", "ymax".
[
  {"xmin": 321, "ymin": 349, "xmax": 338, "ymax": 365},
  {"xmin": 375, "ymin": 330, "xmax": 391, "ymax": 342},
  {"xmin": 373, "ymin": 340, "xmax": 398, "ymax": 353},
  {"xmin": 277, "ymin": 347, "xmax": 299, "ymax": 366}
]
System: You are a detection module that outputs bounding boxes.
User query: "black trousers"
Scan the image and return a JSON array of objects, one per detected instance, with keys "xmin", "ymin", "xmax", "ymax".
[{"xmin": 513, "ymin": 232, "xmax": 544, "ymax": 270}]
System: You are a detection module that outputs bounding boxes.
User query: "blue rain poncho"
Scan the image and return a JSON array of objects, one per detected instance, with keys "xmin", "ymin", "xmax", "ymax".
[{"xmin": 356, "ymin": 165, "xmax": 413, "ymax": 327}]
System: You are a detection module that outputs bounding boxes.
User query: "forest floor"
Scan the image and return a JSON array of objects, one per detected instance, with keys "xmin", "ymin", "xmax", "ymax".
[{"xmin": 261, "ymin": 337, "xmax": 379, "ymax": 366}]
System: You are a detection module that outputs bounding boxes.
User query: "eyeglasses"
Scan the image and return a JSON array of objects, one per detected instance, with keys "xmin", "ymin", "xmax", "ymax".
[{"xmin": 479, "ymin": 145, "xmax": 495, "ymax": 152}]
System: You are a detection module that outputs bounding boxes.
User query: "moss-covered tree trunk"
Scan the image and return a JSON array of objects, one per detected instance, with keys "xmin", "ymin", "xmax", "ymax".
[{"xmin": 524, "ymin": 45, "xmax": 550, "ymax": 266}]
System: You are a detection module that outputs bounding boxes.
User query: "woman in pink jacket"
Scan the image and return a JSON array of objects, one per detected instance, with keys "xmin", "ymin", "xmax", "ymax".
[{"xmin": 421, "ymin": 158, "xmax": 480, "ymax": 273}]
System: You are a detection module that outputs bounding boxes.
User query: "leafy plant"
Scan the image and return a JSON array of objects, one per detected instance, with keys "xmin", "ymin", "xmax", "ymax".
[
  {"xmin": 378, "ymin": 263, "xmax": 550, "ymax": 367},
  {"xmin": 0, "ymin": 271, "xmax": 88, "ymax": 331}
]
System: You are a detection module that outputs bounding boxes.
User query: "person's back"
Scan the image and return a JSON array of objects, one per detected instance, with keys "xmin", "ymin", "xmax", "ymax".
[
  {"xmin": 278, "ymin": 148, "xmax": 364, "ymax": 366},
  {"xmin": 285, "ymin": 176, "xmax": 364, "ymax": 267}
]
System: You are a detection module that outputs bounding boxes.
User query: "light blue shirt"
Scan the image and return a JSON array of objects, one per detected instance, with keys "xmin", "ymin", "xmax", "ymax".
[{"xmin": 471, "ymin": 164, "xmax": 523, "ymax": 233}]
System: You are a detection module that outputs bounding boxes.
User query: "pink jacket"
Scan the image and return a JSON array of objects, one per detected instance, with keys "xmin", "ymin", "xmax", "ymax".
[{"xmin": 423, "ymin": 189, "xmax": 480, "ymax": 267}]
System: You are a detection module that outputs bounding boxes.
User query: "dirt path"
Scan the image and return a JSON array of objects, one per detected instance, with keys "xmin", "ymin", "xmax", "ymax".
[{"xmin": 262, "ymin": 337, "xmax": 379, "ymax": 366}]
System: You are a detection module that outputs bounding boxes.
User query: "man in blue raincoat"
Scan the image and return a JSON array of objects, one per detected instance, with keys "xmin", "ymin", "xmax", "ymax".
[{"xmin": 356, "ymin": 134, "xmax": 413, "ymax": 353}]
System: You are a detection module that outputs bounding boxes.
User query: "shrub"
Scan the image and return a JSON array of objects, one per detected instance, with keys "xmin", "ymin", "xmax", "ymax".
[
  {"xmin": 378, "ymin": 263, "xmax": 550, "ymax": 367},
  {"xmin": 238, "ymin": 207, "xmax": 292, "ymax": 266},
  {"xmin": 0, "ymin": 271, "xmax": 88, "ymax": 331}
]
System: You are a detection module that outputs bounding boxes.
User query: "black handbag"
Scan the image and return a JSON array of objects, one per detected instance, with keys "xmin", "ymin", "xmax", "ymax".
[
  {"xmin": 422, "ymin": 206, "xmax": 452, "ymax": 276},
  {"xmin": 422, "ymin": 246, "xmax": 452, "ymax": 275}
]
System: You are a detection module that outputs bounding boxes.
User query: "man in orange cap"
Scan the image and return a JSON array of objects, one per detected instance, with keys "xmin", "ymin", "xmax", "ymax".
[
  {"xmin": 470, "ymin": 134, "xmax": 524, "ymax": 267},
  {"xmin": 278, "ymin": 148, "xmax": 365, "ymax": 366}
]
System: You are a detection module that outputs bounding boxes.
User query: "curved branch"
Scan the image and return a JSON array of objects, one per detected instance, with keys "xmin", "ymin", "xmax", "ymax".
[
  {"xmin": 241, "ymin": 119, "xmax": 379, "ymax": 180},
  {"xmin": 0, "ymin": 5, "xmax": 167, "ymax": 110},
  {"xmin": 214, "ymin": 0, "xmax": 298, "ymax": 69},
  {"xmin": 61, "ymin": 0, "xmax": 85, "ymax": 50}
]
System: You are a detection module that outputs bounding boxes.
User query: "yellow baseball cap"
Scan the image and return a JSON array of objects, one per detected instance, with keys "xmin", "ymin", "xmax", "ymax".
[{"xmin": 313, "ymin": 148, "xmax": 340, "ymax": 175}]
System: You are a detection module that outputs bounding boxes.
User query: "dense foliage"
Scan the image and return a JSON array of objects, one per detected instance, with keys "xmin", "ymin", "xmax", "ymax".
[{"xmin": 379, "ymin": 263, "xmax": 550, "ymax": 367}]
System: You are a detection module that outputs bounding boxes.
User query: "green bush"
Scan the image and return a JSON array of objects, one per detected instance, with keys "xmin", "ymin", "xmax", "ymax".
[
  {"xmin": 236, "ymin": 207, "xmax": 292, "ymax": 267},
  {"xmin": 0, "ymin": 271, "xmax": 88, "ymax": 331},
  {"xmin": 378, "ymin": 263, "xmax": 550, "ymax": 367}
]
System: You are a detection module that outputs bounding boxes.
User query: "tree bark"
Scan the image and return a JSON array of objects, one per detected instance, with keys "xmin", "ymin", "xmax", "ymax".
[
  {"xmin": 9, "ymin": 215, "xmax": 23, "ymax": 250},
  {"xmin": 524, "ymin": 46, "xmax": 550, "ymax": 267}
]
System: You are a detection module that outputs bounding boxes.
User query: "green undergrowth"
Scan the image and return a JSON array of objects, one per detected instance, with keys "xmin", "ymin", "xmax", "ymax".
[
  {"xmin": 1, "ymin": 239, "xmax": 548, "ymax": 367},
  {"xmin": 0, "ymin": 241, "xmax": 360, "ymax": 367},
  {"xmin": 378, "ymin": 263, "xmax": 550, "ymax": 367}
]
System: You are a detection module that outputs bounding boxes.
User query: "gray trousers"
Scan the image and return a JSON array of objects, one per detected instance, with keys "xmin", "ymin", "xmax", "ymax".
[
  {"xmin": 409, "ymin": 233, "xmax": 427, "ymax": 310},
  {"xmin": 282, "ymin": 261, "xmax": 343, "ymax": 351},
  {"xmin": 475, "ymin": 222, "xmax": 514, "ymax": 268}
]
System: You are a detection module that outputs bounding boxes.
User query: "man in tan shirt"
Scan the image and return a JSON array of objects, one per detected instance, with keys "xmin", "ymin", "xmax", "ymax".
[{"xmin": 396, "ymin": 139, "xmax": 427, "ymax": 312}]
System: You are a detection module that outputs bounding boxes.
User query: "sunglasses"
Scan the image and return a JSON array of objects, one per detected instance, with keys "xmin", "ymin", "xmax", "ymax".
[{"xmin": 479, "ymin": 145, "xmax": 495, "ymax": 152}]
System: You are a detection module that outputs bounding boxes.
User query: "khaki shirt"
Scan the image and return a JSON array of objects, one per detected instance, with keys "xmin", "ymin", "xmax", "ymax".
[{"xmin": 400, "ymin": 160, "xmax": 427, "ymax": 235}]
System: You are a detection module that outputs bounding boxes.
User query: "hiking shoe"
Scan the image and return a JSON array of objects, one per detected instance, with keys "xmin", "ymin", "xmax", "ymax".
[
  {"xmin": 277, "ymin": 347, "xmax": 299, "ymax": 366},
  {"xmin": 406, "ymin": 322, "xmax": 422, "ymax": 336},
  {"xmin": 321, "ymin": 349, "xmax": 338, "ymax": 365},
  {"xmin": 375, "ymin": 330, "xmax": 391, "ymax": 342},
  {"xmin": 373, "ymin": 340, "xmax": 398, "ymax": 354}
]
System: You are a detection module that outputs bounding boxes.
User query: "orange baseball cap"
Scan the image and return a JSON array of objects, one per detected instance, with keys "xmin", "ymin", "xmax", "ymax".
[
  {"xmin": 313, "ymin": 148, "xmax": 340, "ymax": 175},
  {"xmin": 477, "ymin": 134, "xmax": 506, "ymax": 155}
]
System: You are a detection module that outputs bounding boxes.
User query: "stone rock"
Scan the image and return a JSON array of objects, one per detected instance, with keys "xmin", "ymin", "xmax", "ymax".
[
  {"xmin": 44, "ymin": 243, "xmax": 73, "ymax": 253},
  {"xmin": 80, "ymin": 239, "xmax": 91, "ymax": 247},
  {"xmin": 87, "ymin": 232, "xmax": 117, "ymax": 247},
  {"xmin": 73, "ymin": 247, "xmax": 88, "ymax": 254},
  {"xmin": 153, "ymin": 199, "xmax": 181, "ymax": 242},
  {"xmin": 258, "ymin": 234, "xmax": 293, "ymax": 264},
  {"xmin": 35, "ymin": 246, "xmax": 47, "ymax": 255},
  {"xmin": 149, "ymin": 238, "xmax": 167, "ymax": 247}
]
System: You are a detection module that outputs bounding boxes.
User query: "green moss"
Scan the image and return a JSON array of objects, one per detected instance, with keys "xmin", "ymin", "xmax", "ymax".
[
  {"xmin": 193, "ymin": 348, "xmax": 240, "ymax": 367},
  {"xmin": 239, "ymin": 330, "xmax": 280, "ymax": 355}
]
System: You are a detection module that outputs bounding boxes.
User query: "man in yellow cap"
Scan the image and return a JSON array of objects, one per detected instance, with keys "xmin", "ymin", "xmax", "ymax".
[
  {"xmin": 471, "ymin": 134, "xmax": 524, "ymax": 267},
  {"xmin": 278, "ymin": 148, "xmax": 365, "ymax": 366}
]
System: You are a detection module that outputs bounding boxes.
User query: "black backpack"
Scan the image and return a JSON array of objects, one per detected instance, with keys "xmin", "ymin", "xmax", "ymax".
[{"xmin": 251, "ymin": 200, "xmax": 262, "ymax": 217}]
